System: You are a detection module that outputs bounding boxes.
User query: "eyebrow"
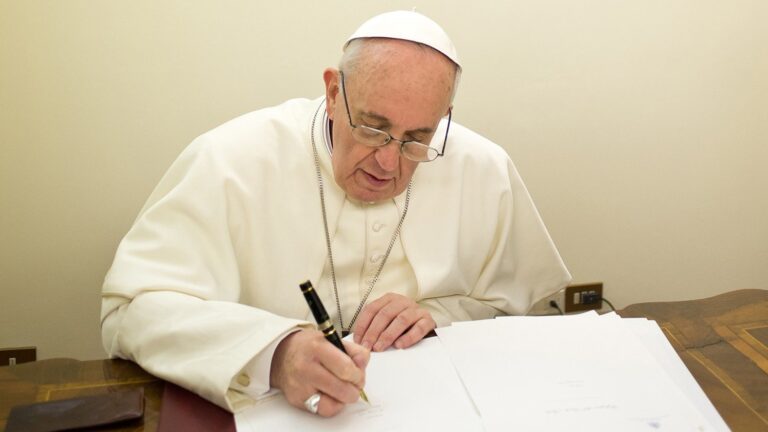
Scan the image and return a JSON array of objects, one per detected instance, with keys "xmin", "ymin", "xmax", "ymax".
[{"xmin": 359, "ymin": 110, "xmax": 436, "ymax": 137}]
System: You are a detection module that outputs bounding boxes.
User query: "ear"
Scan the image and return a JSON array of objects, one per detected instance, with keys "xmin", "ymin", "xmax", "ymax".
[{"xmin": 323, "ymin": 68, "xmax": 340, "ymax": 121}]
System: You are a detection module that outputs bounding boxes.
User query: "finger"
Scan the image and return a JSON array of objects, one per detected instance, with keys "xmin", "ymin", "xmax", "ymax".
[
  {"xmin": 362, "ymin": 300, "xmax": 410, "ymax": 352},
  {"xmin": 315, "ymin": 341, "xmax": 365, "ymax": 383},
  {"xmin": 352, "ymin": 295, "xmax": 392, "ymax": 346},
  {"xmin": 370, "ymin": 304, "xmax": 422, "ymax": 352},
  {"xmin": 315, "ymin": 393, "xmax": 346, "ymax": 418},
  {"xmin": 311, "ymin": 362, "xmax": 363, "ymax": 405},
  {"xmin": 342, "ymin": 339, "xmax": 371, "ymax": 371},
  {"xmin": 393, "ymin": 315, "xmax": 436, "ymax": 349},
  {"xmin": 311, "ymin": 342, "xmax": 367, "ymax": 404}
]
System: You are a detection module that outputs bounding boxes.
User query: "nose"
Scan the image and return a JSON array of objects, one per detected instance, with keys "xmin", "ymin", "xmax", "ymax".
[{"xmin": 374, "ymin": 140, "xmax": 401, "ymax": 172}]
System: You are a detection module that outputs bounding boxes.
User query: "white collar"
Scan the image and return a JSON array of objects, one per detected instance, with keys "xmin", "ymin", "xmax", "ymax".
[{"xmin": 322, "ymin": 105, "xmax": 333, "ymax": 156}]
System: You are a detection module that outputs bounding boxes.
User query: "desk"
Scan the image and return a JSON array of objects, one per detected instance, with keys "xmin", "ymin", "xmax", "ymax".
[
  {"xmin": 619, "ymin": 288, "xmax": 768, "ymax": 431},
  {"xmin": 2, "ymin": 289, "xmax": 766, "ymax": 431},
  {"xmin": 0, "ymin": 358, "xmax": 163, "ymax": 431}
]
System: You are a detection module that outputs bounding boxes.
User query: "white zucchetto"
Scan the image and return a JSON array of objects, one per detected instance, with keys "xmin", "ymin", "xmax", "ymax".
[{"xmin": 344, "ymin": 10, "xmax": 461, "ymax": 70}]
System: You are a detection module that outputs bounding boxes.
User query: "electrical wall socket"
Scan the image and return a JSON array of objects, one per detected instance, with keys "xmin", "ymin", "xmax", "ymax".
[
  {"xmin": 564, "ymin": 283, "xmax": 604, "ymax": 313},
  {"xmin": 0, "ymin": 346, "xmax": 37, "ymax": 366}
]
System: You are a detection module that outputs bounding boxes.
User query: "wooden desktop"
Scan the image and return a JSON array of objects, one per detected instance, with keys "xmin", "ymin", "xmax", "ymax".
[
  {"xmin": 1, "ymin": 289, "xmax": 765, "ymax": 431},
  {"xmin": 619, "ymin": 288, "xmax": 767, "ymax": 431}
]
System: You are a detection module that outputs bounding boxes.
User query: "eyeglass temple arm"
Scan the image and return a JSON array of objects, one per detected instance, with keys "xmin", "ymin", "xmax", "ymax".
[{"xmin": 437, "ymin": 108, "xmax": 452, "ymax": 157}]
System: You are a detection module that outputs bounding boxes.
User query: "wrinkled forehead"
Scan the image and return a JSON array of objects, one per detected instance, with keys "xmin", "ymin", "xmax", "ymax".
[
  {"xmin": 343, "ymin": 39, "xmax": 456, "ymax": 103},
  {"xmin": 345, "ymin": 37, "xmax": 457, "ymax": 75}
]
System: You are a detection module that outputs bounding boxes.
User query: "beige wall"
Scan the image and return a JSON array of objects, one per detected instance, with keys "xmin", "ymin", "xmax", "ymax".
[{"xmin": 1, "ymin": 1, "xmax": 766, "ymax": 360}]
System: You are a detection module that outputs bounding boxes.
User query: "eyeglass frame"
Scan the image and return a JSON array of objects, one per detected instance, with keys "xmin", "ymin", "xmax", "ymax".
[{"xmin": 338, "ymin": 70, "xmax": 452, "ymax": 162}]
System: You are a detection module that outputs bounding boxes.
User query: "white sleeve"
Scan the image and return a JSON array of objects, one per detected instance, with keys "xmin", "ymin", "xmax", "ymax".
[
  {"xmin": 100, "ymin": 135, "xmax": 312, "ymax": 412},
  {"xmin": 102, "ymin": 291, "xmax": 311, "ymax": 412}
]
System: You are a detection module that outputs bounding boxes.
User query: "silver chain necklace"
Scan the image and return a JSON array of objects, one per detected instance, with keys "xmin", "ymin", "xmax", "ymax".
[{"xmin": 310, "ymin": 103, "xmax": 412, "ymax": 333}]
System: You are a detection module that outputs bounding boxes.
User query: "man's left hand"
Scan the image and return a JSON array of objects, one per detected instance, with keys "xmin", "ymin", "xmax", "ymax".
[{"xmin": 352, "ymin": 293, "xmax": 436, "ymax": 352}]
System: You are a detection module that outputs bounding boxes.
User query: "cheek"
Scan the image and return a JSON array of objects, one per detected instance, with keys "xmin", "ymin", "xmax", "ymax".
[
  {"xmin": 332, "ymin": 138, "xmax": 365, "ymax": 176},
  {"xmin": 401, "ymin": 160, "xmax": 419, "ymax": 179},
  {"xmin": 336, "ymin": 140, "xmax": 374, "ymax": 169}
]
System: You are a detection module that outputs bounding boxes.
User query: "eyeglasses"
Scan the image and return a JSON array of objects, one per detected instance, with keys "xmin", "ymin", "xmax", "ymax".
[{"xmin": 339, "ymin": 71, "xmax": 451, "ymax": 163}]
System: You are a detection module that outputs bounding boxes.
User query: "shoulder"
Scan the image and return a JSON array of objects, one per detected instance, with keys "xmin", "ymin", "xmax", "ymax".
[
  {"xmin": 180, "ymin": 97, "xmax": 321, "ymax": 172},
  {"xmin": 443, "ymin": 122, "xmax": 510, "ymax": 165},
  {"xmin": 143, "ymin": 98, "xmax": 320, "ymax": 207},
  {"xmin": 208, "ymin": 98, "xmax": 317, "ymax": 138},
  {"xmin": 200, "ymin": 97, "xmax": 318, "ymax": 152},
  {"xmin": 416, "ymin": 121, "xmax": 513, "ymax": 187}
]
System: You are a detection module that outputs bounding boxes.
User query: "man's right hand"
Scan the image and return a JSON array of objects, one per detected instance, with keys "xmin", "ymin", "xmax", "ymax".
[{"xmin": 269, "ymin": 329, "xmax": 370, "ymax": 417}]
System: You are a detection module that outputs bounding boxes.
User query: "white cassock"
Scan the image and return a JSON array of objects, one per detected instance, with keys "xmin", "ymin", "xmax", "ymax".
[{"xmin": 100, "ymin": 97, "xmax": 571, "ymax": 411}]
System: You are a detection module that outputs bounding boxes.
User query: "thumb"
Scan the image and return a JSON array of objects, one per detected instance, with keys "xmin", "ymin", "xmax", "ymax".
[{"xmin": 343, "ymin": 339, "xmax": 371, "ymax": 370}]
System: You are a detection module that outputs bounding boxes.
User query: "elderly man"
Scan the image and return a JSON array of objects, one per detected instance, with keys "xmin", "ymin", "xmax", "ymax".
[{"xmin": 100, "ymin": 11, "xmax": 570, "ymax": 417}]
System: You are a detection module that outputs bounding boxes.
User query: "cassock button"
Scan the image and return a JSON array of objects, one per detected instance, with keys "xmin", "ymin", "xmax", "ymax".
[
  {"xmin": 372, "ymin": 222, "xmax": 383, "ymax": 232},
  {"xmin": 237, "ymin": 374, "xmax": 251, "ymax": 387},
  {"xmin": 370, "ymin": 254, "xmax": 382, "ymax": 263}
]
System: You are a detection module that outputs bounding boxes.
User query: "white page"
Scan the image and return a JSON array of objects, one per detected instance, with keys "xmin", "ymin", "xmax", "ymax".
[
  {"xmin": 235, "ymin": 337, "xmax": 482, "ymax": 432},
  {"xmin": 620, "ymin": 318, "xmax": 730, "ymax": 431},
  {"xmin": 437, "ymin": 316, "xmax": 716, "ymax": 431}
]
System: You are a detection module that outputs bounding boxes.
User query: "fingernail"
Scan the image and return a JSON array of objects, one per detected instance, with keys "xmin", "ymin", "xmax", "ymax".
[
  {"xmin": 362, "ymin": 341, "xmax": 371, "ymax": 350},
  {"xmin": 373, "ymin": 342, "xmax": 384, "ymax": 352}
]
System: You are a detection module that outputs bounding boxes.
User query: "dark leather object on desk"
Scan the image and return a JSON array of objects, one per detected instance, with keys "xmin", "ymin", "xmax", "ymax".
[
  {"xmin": 157, "ymin": 383, "xmax": 234, "ymax": 432},
  {"xmin": 0, "ymin": 358, "xmax": 162, "ymax": 431},
  {"xmin": 619, "ymin": 288, "xmax": 768, "ymax": 431},
  {"xmin": 5, "ymin": 388, "xmax": 144, "ymax": 432}
]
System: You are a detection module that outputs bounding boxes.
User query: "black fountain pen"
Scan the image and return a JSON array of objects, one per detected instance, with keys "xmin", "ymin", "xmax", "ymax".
[{"xmin": 299, "ymin": 280, "xmax": 370, "ymax": 403}]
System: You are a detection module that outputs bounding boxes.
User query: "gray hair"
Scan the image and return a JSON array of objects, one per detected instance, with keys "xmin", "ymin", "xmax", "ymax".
[{"xmin": 339, "ymin": 38, "xmax": 462, "ymax": 103}]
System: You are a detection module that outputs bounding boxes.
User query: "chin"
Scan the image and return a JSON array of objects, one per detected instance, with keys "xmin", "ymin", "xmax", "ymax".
[
  {"xmin": 350, "ymin": 191, "xmax": 391, "ymax": 203},
  {"xmin": 347, "ymin": 186, "xmax": 398, "ymax": 203}
]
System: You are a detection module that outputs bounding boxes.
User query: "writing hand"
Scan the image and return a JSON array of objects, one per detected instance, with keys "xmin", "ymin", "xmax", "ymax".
[
  {"xmin": 352, "ymin": 293, "xmax": 436, "ymax": 352},
  {"xmin": 269, "ymin": 329, "xmax": 369, "ymax": 417}
]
